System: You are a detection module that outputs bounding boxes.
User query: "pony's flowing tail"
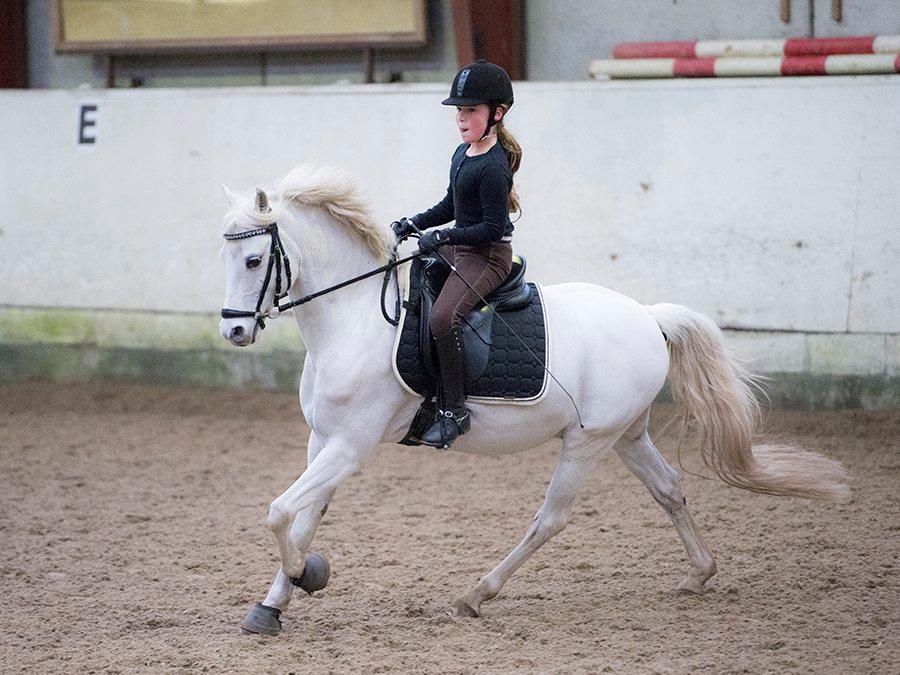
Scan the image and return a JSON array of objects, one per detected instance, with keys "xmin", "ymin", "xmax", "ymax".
[{"xmin": 647, "ymin": 303, "xmax": 849, "ymax": 502}]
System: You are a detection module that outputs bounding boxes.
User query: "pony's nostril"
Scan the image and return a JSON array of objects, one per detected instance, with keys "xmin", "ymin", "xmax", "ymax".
[{"xmin": 230, "ymin": 326, "xmax": 245, "ymax": 339}]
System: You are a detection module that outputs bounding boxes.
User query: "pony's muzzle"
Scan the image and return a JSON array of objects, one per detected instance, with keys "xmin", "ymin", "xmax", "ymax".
[{"xmin": 220, "ymin": 318, "xmax": 257, "ymax": 346}]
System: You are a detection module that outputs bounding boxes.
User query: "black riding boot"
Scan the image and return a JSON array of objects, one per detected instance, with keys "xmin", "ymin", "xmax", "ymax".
[{"xmin": 421, "ymin": 325, "xmax": 471, "ymax": 449}]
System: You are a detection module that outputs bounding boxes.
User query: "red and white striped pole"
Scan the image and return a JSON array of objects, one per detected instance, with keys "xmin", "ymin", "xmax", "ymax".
[
  {"xmin": 590, "ymin": 54, "xmax": 900, "ymax": 79},
  {"xmin": 613, "ymin": 35, "xmax": 900, "ymax": 59}
]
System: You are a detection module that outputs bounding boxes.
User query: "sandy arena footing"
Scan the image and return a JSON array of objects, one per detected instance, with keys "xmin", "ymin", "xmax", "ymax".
[{"xmin": 0, "ymin": 382, "xmax": 897, "ymax": 673}]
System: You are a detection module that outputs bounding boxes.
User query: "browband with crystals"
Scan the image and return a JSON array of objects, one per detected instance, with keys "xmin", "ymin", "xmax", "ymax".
[{"xmin": 223, "ymin": 226, "xmax": 272, "ymax": 240}]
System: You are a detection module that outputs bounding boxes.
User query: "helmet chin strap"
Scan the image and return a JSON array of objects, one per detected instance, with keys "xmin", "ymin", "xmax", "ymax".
[{"xmin": 479, "ymin": 103, "xmax": 500, "ymax": 141}]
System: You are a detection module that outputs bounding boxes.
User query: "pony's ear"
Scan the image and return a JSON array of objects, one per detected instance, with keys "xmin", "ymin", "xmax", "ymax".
[
  {"xmin": 255, "ymin": 188, "xmax": 270, "ymax": 213},
  {"xmin": 221, "ymin": 185, "xmax": 240, "ymax": 206}
]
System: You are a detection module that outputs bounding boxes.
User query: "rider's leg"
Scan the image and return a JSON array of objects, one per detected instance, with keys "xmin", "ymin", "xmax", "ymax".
[
  {"xmin": 422, "ymin": 241, "xmax": 512, "ymax": 448},
  {"xmin": 420, "ymin": 323, "xmax": 470, "ymax": 448},
  {"xmin": 428, "ymin": 241, "xmax": 513, "ymax": 338}
]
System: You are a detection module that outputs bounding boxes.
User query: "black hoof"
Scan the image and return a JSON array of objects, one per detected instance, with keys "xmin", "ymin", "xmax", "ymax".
[
  {"xmin": 289, "ymin": 551, "xmax": 330, "ymax": 594},
  {"xmin": 240, "ymin": 603, "xmax": 282, "ymax": 636}
]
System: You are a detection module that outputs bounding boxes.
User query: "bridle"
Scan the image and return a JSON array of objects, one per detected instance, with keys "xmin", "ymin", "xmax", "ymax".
[
  {"xmin": 221, "ymin": 223, "xmax": 420, "ymax": 331},
  {"xmin": 220, "ymin": 223, "xmax": 293, "ymax": 330}
]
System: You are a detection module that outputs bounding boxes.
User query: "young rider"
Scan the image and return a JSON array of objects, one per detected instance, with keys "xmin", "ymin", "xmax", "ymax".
[{"xmin": 393, "ymin": 59, "xmax": 523, "ymax": 449}]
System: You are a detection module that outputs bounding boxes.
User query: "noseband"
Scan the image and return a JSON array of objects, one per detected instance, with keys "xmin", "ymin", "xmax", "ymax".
[{"xmin": 221, "ymin": 223, "xmax": 293, "ymax": 330}]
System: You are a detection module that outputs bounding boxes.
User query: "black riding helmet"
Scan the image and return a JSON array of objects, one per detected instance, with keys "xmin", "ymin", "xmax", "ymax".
[{"xmin": 442, "ymin": 59, "xmax": 514, "ymax": 139}]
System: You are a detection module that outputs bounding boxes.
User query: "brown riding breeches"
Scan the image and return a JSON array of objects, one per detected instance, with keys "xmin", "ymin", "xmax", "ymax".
[{"xmin": 429, "ymin": 241, "xmax": 513, "ymax": 339}]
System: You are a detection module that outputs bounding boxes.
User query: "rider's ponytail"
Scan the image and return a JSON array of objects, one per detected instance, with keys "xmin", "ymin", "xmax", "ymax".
[{"xmin": 495, "ymin": 104, "xmax": 521, "ymax": 215}]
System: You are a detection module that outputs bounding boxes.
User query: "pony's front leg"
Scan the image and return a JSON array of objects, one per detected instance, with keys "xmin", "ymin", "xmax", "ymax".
[
  {"xmin": 268, "ymin": 437, "xmax": 375, "ymax": 578},
  {"xmin": 259, "ymin": 489, "xmax": 335, "ymax": 609},
  {"xmin": 241, "ymin": 435, "xmax": 370, "ymax": 636},
  {"xmin": 242, "ymin": 430, "xmax": 334, "ymax": 636}
]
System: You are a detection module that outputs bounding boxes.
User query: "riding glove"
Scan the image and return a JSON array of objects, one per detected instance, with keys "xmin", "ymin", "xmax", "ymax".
[
  {"xmin": 391, "ymin": 217, "xmax": 417, "ymax": 240},
  {"xmin": 417, "ymin": 229, "xmax": 452, "ymax": 254}
]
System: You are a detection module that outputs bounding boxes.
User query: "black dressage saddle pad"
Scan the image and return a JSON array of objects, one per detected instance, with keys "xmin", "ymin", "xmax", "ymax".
[{"xmin": 392, "ymin": 255, "xmax": 549, "ymax": 403}]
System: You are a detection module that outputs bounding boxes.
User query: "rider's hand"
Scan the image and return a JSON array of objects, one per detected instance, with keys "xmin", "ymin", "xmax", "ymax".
[
  {"xmin": 391, "ymin": 217, "xmax": 417, "ymax": 240},
  {"xmin": 417, "ymin": 229, "xmax": 452, "ymax": 254}
]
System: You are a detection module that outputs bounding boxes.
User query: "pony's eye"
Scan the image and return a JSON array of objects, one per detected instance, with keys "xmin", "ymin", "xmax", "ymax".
[{"xmin": 245, "ymin": 255, "xmax": 262, "ymax": 269}]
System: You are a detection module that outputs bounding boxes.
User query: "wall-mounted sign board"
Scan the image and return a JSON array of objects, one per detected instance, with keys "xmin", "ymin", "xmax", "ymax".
[{"xmin": 55, "ymin": 0, "xmax": 427, "ymax": 54}]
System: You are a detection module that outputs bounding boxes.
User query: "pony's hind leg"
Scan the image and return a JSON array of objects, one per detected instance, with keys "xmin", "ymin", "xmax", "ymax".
[
  {"xmin": 453, "ymin": 429, "xmax": 617, "ymax": 617},
  {"xmin": 614, "ymin": 410, "xmax": 716, "ymax": 594}
]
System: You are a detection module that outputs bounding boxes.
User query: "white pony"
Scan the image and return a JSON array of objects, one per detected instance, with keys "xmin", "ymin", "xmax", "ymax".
[{"xmin": 219, "ymin": 165, "xmax": 848, "ymax": 636}]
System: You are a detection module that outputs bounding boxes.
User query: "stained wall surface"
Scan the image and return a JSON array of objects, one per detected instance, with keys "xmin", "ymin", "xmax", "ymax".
[{"xmin": 1, "ymin": 77, "xmax": 897, "ymax": 404}]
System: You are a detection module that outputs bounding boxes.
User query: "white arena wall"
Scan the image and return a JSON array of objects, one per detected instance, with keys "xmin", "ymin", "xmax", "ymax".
[{"xmin": 1, "ymin": 77, "xmax": 897, "ymax": 407}]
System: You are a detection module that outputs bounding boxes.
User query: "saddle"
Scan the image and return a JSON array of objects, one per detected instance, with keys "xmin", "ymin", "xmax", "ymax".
[
  {"xmin": 417, "ymin": 254, "xmax": 534, "ymax": 383},
  {"xmin": 392, "ymin": 253, "xmax": 549, "ymax": 445}
]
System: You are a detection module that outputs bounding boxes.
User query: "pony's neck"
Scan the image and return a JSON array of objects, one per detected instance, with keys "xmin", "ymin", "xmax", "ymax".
[{"xmin": 282, "ymin": 205, "xmax": 393, "ymax": 360}]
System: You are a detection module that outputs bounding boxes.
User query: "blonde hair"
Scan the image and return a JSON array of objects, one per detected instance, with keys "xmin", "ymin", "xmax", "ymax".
[{"xmin": 495, "ymin": 104, "xmax": 522, "ymax": 215}]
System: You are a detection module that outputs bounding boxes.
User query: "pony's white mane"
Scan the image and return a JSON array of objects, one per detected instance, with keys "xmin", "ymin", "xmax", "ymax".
[
  {"xmin": 221, "ymin": 164, "xmax": 395, "ymax": 262},
  {"xmin": 279, "ymin": 164, "xmax": 394, "ymax": 262}
]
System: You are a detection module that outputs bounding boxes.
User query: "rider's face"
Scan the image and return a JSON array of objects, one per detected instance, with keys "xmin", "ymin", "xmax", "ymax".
[{"xmin": 456, "ymin": 104, "xmax": 496, "ymax": 143}]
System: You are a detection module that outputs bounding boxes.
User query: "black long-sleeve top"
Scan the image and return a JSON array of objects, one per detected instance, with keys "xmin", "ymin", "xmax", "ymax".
[{"xmin": 413, "ymin": 142, "xmax": 514, "ymax": 246}]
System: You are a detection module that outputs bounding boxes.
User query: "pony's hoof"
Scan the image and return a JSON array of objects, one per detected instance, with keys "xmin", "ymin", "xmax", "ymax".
[
  {"xmin": 453, "ymin": 598, "xmax": 481, "ymax": 618},
  {"xmin": 676, "ymin": 573, "xmax": 709, "ymax": 595},
  {"xmin": 240, "ymin": 603, "xmax": 282, "ymax": 636},
  {"xmin": 676, "ymin": 561, "xmax": 716, "ymax": 595},
  {"xmin": 288, "ymin": 551, "xmax": 330, "ymax": 594}
]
